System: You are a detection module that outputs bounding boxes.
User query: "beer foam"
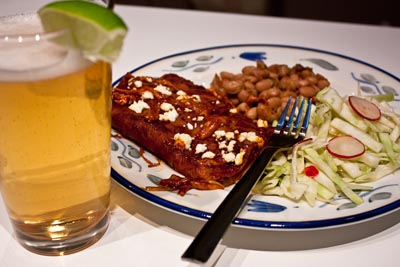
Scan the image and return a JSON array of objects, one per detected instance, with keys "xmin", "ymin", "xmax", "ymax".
[{"xmin": 0, "ymin": 13, "xmax": 92, "ymax": 82}]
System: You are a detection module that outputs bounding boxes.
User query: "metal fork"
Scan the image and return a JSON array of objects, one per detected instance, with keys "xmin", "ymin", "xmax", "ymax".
[{"xmin": 182, "ymin": 97, "xmax": 313, "ymax": 263}]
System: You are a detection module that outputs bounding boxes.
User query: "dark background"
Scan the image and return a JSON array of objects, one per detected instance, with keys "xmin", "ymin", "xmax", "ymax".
[{"xmin": 115, "ymin": 0, "xmax": 400, "ymax": 27}]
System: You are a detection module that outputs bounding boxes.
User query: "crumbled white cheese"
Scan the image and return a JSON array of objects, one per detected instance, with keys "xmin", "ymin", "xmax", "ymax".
[
  {"xmin": 184, "ymin": 108, "xmax": 192, "ymax": 112},
  {"xmin": 174, "ymin": 133, "xmax": 192, "ymax": 150},
  {"xmin": 176, "ymin": 95, "xmax": 187, "ymax": 101},
  {"xmin": 195, "ymin": 143, "xmax": 207, "ymax": 154},
  {"xmin": 146, "ymin": 77, "xmax": 153, "ymax": 82},
  {"xmin": 202, "ymin": 151, "xmax": 215, "ymax": 159},
  {"xmin": 159, "ymin": 108, "xmax": 179, "ymax": 122},
  {"xmin": 238, "ymin": 132, "xmax": 264, "ymax": 146},
  {"xmin": 128, "ymin": 100, "xmax": 150, "ymax": 113},
  {"xmin": 192, "ymin": 95, "xmax": 201, "ymax": 102},
  {"xmin": 186, "ymin": 122, "xmax": 194, "ymax": 130},
  {"xmin": 177, "ymin": 90, "xmax": 187, "ymax": 96},
  {"xmin": 197, "ymin": 116, "xmax": 204, "ymax": 121},
  {"xmin": 239, "ymin": 132, "xmax": 257, "ymax": 142},
  {"xmin": 227, "ymin": 140, "xmax": 236, "ymax": 152},
  {"xmin": 257, "ymin": 119, "xmax": 268, "ymax": 128},
  {"xmin": 218, "ymin": 140, "xmax": 227, "ymax": 150},
  {"xmin": 235, "ymin": 150, "xmax": 246, "ymax": 165},
  {"xmin": 141, "ymin": 91, "xmax": 154, "ymax": 99},
  {"xmin": 159, "ymin": 102, "xmax": 178, "ymax": 121},
  {"xmin": 154, "ymin": 84, "xmax": 172, "ymax": 95},
  {"xmin": 134, "ymin": 80, "xmax": 143, "ymax": 88},
  {"xmin": 176, "ymin": 92, "xmax": 199, "ymax": 102},
  {"xmin": 160, "ymin": 102, "xmax": 174, "ymax": 111},
  {"xmin": 222, "ymin": 152, "xmax": 236, "ymax": 163},
  {"xmin": 229, "ymin": 108, "xmax": 238, "ymax": 114},
  {"xmin": 213, "ymin": 130, "xmax": 226, "ymax": 139},
  {"xmin": 225, "ymin": 131, "xmax": 235, "ymax": 140}
]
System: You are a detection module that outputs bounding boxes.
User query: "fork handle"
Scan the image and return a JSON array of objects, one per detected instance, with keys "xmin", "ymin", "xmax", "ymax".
[{"xmin": 181, "ymin": 147, "xmax": 279, "ymax": 263}]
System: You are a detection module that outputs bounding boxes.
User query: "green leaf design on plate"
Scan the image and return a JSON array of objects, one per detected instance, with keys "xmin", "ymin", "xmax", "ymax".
[
  {"xmin": 111, "ymin": 140, "xmax": 119, "ymax": 151},
  {"xmin": 193, "ymin": 66, "xmax": 209, "ymax": 72},
  {"xmin": 382, "ymin": 85, "xmax": 398, "ymax": 96},
  {"xmin": 172, "ymin": 60, "xmax": 189, "ymax": 68},
  {"xmin": 337, "ymin": 202, "xmax": 357, "ymax": 210},
  {"xmin": 128, "ymin": 145, "xmax": 140, "ymax": 158},
  {"xmin": 147, "ymin": 174, "xmax": 162, "ymax": 185},
  {"xmin": 302, "ymin": 58, "xmax": 338, "ymax": 71},
  {"xmin": 360, "ymin": 85, "xmax": 374, "ymax": 93},
  {"xmin": 196, "ymin": 55, "xmax": 213, "ymax": 61},
  {"xmin": 360, "ymin": 73, "xmax": 379, "ymax": 83},
  {"xmin": 118, "ymin": 156, "xmax": 132, "ymax": 168},
  {"xmin": 369, "ymin": 192, "xmax": 391, "ymax": 202}
]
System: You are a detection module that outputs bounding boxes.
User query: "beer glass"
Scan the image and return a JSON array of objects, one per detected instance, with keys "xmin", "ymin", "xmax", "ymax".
[{"xmin": 0, "ymin": 0, "xmax": 112, "ymax": 255}]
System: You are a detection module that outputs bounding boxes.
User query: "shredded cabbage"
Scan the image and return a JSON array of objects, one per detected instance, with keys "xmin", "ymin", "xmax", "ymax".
[{"xmin": 254, "ymin": 87, "xmax": 400, "ymax": 206}]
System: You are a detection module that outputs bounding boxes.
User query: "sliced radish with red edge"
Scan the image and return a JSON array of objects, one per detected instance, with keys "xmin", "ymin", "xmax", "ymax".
[
  {"xmin": 348, "ymin": 96, "xmax": 381, "ymax": 121},
  {"xmin": 326, "ymin": 135, "xmax": 365, "ymax": 159}
]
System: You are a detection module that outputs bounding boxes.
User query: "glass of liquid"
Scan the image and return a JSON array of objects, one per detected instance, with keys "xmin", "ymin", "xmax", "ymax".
[{"xmin": 0, "ymin": 1, "xmax": 112, "ymax": 256}]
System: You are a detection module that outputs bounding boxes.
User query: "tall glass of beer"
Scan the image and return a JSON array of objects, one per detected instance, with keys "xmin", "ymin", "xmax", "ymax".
[{"xmin": 0, "ymin": 1, "xmax": 112, "ymax": 255}]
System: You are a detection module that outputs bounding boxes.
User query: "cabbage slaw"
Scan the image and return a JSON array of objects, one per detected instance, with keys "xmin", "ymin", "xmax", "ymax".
[{"xmin": 254, "ymin": 87, "xmax": 400, "ymax": 206}]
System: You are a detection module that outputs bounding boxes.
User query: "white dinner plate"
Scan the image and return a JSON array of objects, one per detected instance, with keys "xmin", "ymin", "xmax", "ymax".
[{"xmin": 111, "ymin": 44, "xmax": 400, "ymax": 230}]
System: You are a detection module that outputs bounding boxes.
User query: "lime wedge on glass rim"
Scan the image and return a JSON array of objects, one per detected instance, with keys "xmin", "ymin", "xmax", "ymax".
[{"xmin": 38, "ymin": 1, "xmax": 128, "ymax": 62}]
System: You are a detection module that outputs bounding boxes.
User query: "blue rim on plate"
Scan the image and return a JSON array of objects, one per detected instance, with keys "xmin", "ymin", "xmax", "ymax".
[{"xmin": 111, "ymin": 44, "xmax": 400, "ymax": 229}]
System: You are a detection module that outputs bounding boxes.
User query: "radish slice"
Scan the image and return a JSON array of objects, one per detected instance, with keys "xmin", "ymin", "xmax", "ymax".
[
  {"xmin": 326, "ymin": 136, "xmax": 365, "ymax": 159},
  {"xmin": 348, "ymin": 96, "xmax": 381, "ymax": 121}
]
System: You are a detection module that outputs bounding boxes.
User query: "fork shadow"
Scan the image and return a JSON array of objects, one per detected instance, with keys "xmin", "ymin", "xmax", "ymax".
[{"xmin": 111, "ymin": 180, "xmax": 400, "ymax": 251}]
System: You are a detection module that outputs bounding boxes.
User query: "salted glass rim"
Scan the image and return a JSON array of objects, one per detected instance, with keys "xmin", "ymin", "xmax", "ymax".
[{"xmin": 0, "ymin": 12, "xmax": 65, "ymax": 43}]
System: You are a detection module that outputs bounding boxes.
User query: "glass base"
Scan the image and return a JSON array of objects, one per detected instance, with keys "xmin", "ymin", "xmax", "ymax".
[{"xmin": 14, "ymin": 211, "xmax": 110, "ymax": 256}]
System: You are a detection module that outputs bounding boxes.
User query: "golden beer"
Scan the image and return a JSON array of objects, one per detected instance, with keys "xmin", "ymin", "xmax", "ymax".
[{"xmin": 0, "ymin": 13, "xmax": 111, "ymax": 255}]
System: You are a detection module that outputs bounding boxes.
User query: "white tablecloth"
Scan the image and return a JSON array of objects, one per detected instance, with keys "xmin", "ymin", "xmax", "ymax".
[{"xmin": 1, "ymin": 1, "xmax": 399, "ymax": 266}]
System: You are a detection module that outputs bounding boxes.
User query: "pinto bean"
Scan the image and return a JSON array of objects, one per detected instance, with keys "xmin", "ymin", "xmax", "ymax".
[
  {"xmin": 263, "ymin": 87, "xmax": 281, "ymax": 98},
  {"xmin": 269, "ymin": 72, "xmax": 279, "ymax": 80},
  {"xmin": 222, "ymin": 79, "xmax": 242, "ymax": 94},
  {"xmin": 247, "ymin": 88, "xmax": 258, "ymax": 97},
  {"xmin": 266, "ymin": 96, "xmax": 281, "ymax": 108},
  {"xmin": 242, "ymin": 65, "xmax": 257, "ymax": 75},
  {"xmin": 280, "ymin": 90, "xmax": 297, "ymax": 98},
  {"xmin": 306, "ymin": 75, "xmax": 318, "ymax": 85},
  {"xmin": 250, "ymin": 68, "xmax": 265, "ymax": 79},
  {"xmin": 245, "ymin": 107, "xmax": 258, "ymax": 120},
  {"xmin": 229, "ymin": 97, "xmax": 240, "ymax": 106},
  {"xmin": 299, "ymin": 86, "xmax": 317, "ymax": 98},
  {"xmin": 256, "ymin": 97, "xmax": 281, "ymax": 122},
  {"xmin": 301, "ymin": 68, "xmax": 313, "ymax": 78},
  {"xmin": 298, "ymin": 79, "xmax": 310, "ymax": 87},
  {"xmin": 237, "ymin": 102, "xmax": 250, "ymax": 113},
  {"xmin": 237, "ymin": 89, "xmax": 250, "ymax": 102},
  {"xmin": 211, "ymin": 62, "xmax": 330, "ymax": 122},
  {"xmin": 257, "ymin": 103, "xmax": 281, "ymax": 122},
  {"xmin": 278, "ymin": 64, "xmax": 290, "ymax": 77},
  {"xmin": 243, "ymin": 80, "xmax": 255, "ymax": 90},
  {"xmin": 220, "ymin": 71, "xmax": 235, "ymax": 80},
  {"xmin": 255, "ymin": 79, "xmax": 274, "ymax": 92},
  {"xmin": 317, "ymin": 78, "xmax": 330, "ymax": 89}
]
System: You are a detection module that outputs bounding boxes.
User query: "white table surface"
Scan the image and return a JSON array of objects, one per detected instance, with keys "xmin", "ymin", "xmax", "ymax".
[{"xmin": 1, "ymin": 1, "xmax": 400, "ymax": 267}]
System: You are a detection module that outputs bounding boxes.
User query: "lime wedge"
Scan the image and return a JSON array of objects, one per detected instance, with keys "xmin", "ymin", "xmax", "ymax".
[{"xmin": 38, "ymin": 1, "xmax": 128, "ymax": 62}]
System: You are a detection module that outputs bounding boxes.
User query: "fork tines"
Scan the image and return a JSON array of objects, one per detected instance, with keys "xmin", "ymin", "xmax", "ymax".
[{"xmin": 275, "ymin": 97, "xmax": 312, "ymax": 138}]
